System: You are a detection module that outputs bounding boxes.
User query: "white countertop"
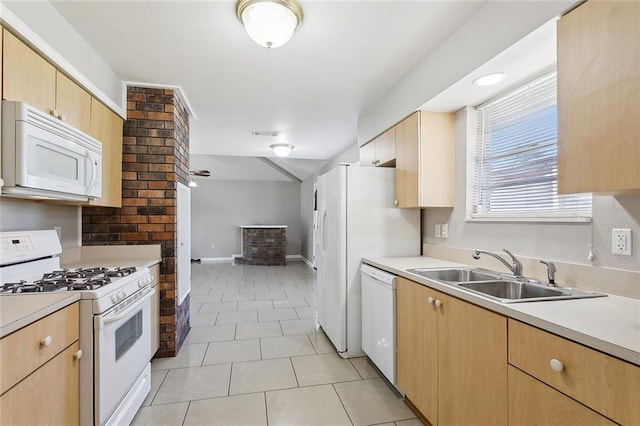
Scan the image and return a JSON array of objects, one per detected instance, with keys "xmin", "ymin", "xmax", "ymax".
[
  {"xmin": 363, "ymin": 256, "xmax": 640, "ymax": 366},
  {"xmin": 62, "ymin": 257, "xmax": 160, "ymax": 270},
  {"xmin": 61, "ymin": 245, "xmax": 161, "ymax": 270},
  {"xmin": 238, "ymin": 225, "xmax": 287, "ymax": 229},
  {"xmin": 0, "ymin": 293, "xmax": 80, "ymax": 338}
]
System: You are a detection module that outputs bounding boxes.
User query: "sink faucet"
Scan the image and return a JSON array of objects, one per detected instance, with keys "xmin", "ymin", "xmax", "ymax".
[
  {"xmin": 472, "ymin": 248, "xmax": 523, "ymax": 278},
  {"xmin": 539, "ymin": 259, "xmax": 557, "ymax": 287}
]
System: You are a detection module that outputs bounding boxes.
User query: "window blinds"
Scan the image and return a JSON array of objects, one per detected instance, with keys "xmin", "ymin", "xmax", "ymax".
[{"xmin": 471, "ymin": 70, "xmax": 591, "ymax": 220}]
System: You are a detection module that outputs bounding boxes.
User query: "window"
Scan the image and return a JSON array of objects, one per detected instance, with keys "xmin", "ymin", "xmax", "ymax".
[{"xmin": 468, "ymin": 69, "xmax": 591, "ymax": 221}]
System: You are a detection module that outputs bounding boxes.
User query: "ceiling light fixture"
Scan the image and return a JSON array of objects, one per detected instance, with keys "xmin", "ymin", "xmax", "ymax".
[
  {"xmin": 188, "ymin": 180, "xmax": 198, "ymax": 188},
  {"xmin": 473, "ymin": 73, "xmax": 506, "ymax": 87},
  {"xmin": 236, "ymin": 0, "xmax": 303, "ymax": 49},
  {"xmin": 271, "ymin": 143, "xmax": 294, "ymax": 157}
]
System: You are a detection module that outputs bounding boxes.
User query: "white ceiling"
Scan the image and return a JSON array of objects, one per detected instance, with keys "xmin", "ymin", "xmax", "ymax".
[
  {"xmin": 50, "ymin": 0, "xmax": 486, "ymax": 165},
  {"xmin": 22, "ymin": 0, "xmax": 562, "ymax": 182}
]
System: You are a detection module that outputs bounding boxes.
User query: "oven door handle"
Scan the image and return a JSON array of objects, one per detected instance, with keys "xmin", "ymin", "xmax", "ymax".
[{"xmin": 95, "ymin": 287, "xmax": 155, "ymax": 329}]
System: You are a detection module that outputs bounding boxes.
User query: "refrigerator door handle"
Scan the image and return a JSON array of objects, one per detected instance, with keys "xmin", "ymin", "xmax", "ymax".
[{"xmin": 319, "ymin": 209, "xmax": 327, "ymax": 252}]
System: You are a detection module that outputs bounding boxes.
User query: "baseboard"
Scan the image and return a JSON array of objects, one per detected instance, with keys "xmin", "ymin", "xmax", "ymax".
[
  {"xmin": 300, "ymin": 256, "xmax": 315, "ymax": 268},
  {"xmin": 199, "ymin": 257, "xmax": 234, "ymax": 263}
]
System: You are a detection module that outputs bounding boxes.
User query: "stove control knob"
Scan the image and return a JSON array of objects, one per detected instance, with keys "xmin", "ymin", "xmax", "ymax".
[
  {"xmin": 118, "ymin": 290, "xmax": 127, "ymax": 299},
  {"xmin": 111, "ymin": 294, "xmax": 119, "ymax": 304},
  {"xmin": 138, "ymin": 278, "xmax": 146, "ymax": 288},
  {"xmin": 40, "ymin": 336, "xmax": 52, "ymax": 347}
]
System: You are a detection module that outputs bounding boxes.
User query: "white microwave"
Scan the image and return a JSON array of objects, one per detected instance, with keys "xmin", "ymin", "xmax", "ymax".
[{"xmin": 1, "ymin": 100, "xmax": 102, "ymax": 202}]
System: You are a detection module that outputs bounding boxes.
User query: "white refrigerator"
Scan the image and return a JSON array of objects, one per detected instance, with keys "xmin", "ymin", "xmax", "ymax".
[{"xmin": 316, "ymin": 164, "xmax": 420, "ymax": 358}]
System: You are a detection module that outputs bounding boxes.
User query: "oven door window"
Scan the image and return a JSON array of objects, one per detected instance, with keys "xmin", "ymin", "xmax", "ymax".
[{"xmin": 115, "ymin": 310, "xmax": 143, "ymax": 360}]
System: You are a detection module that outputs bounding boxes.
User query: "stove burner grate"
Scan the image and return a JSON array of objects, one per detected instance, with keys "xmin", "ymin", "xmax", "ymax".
[
  {"xmin": 105, "ymin": 266, "xmax": 137, "ymax": 277},
  {"xmin": 34, "ymin": 279, "xmax": 77, "ymax": 292},
  {"xmin": 0, "ymin": 280, "xmax": 26, "ymax": 293}
]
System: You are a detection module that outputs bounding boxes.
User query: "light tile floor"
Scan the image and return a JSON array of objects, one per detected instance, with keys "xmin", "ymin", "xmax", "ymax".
[{"xmin": 132, "ymin": 261, "xmax": 419, "ymax": 426}]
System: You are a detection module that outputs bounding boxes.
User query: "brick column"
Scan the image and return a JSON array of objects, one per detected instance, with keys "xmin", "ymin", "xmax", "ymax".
[{"xmin": 82, "ymin": 87, "xmax": 191, "ymax": 357}]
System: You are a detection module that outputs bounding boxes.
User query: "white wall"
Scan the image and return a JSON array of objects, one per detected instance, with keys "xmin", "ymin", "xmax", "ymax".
[
  {"xmin": 0, "ymin": 199, "xmax": 80, "ymax": 248},
  {"xmin": 191, "ymin": 179, "xmax": 302, "ymax": 260},
  {"xmin": 423, "ymin": 108, "xmax": 640, "ymax": 272},
  {"xmin": 357, "ymin": 1, "xmax": 575, "ymax": 145},
  {"xmin": 2, "ymin": 1, "xmax": 123, "ymax": 107}
]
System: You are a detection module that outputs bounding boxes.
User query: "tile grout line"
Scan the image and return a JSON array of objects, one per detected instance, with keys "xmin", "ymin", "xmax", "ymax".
[
  {"xmin": 331, "ymin": 383, "xmax": 355, "ymax": 426},
  {"xmin": 288, "ymin": 357, "xmax": 300, "ymax": 388},
  {"xmin": 180, "ymin": 401, "xmax": 191, "ymax": 426}
]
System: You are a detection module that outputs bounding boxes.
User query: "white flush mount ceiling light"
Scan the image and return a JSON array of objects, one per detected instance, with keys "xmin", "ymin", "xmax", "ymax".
[
  {"xmin": 271, "ymin": 143, "xmax": 294, "ymax": 157},
  {"xmin": 188, "ymin": 180, "xmax": 198, "ymax": 188},
  {"xmin": 473, "ymin": 73, "xmax": 506, "ymax": 87},
  {"xmin": 236, "ymin": 0, "xmax": 303, "ymax": 49}
]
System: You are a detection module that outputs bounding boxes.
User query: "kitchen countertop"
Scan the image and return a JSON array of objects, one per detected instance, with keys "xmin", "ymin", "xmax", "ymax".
[
  {"xmin": 0, "ymin": 293, "xmax": 80, "ymax": 338},
  {"xmin": 61, "ymin": 244, "xmax": 161, "ymax": 270},
  {"xmin": 363, "ymin": 256, "xmax": 640, "ymax": 366}
]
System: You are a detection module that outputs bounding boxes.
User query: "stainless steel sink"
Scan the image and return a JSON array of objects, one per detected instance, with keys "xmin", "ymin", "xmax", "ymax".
[
  {"xmin": 407, "ymin": 267, "xmax": 606, "ymax": 303},
  {"xmin": 456, "ymin": 280, "xmax": 605, "ymax": 303},
  {"xmin": 408, "ymin": 268, "xmax": 498, "ymax": 282}
]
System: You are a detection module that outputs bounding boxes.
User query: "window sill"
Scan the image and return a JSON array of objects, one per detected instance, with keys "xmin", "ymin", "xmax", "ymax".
[{"xmin": 465, "ymin": 215, "xmax": 592, "ymax": 224}]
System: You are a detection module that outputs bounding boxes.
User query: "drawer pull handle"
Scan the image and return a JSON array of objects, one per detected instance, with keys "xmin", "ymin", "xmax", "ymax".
[
  {"xmin": 427, "ymin": 296, "xmax": 434, "ymax": 304},
  {"xmin": 434, "ymin": 299, "xmax": 443, "ymax": 308},
  {"xmin": 40, "ymin": 336, "xmax": 52, "ymax": 347},
  {"xmin": 550, "ymin": 358, "xmax": 564, "ymax": 372},
  {"xmin": 74, "ymin": 350, "xmax": 83, "ymax": 360}
]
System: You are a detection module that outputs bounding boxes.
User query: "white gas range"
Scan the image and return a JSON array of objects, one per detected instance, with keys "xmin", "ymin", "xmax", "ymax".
[{"xmin": 0, "ymin": 230, "xmax": 154, "ymax": 426}]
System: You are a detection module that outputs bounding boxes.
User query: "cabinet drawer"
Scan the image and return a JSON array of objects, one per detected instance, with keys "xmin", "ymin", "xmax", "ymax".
[
  {"xmin": 0, "ymin": 342, "xmax": 80, "ymax": 425},
  {"xmin": 508, "ymin": 366, "xmax": 615, "ymax": 426},
  {"xmin": 0, "ymin": 303, "xmax": 79, "ymax": 394},
  {"xmin": 508, "ymin": 319, "xmax": 640, "ymax": 425}
]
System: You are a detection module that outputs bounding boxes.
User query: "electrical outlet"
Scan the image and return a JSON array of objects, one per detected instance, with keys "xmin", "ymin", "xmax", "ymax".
[
  {"xmin": 435, "ymin": 224, "xmax": 442, "ymax": 238},
  {"xmin": 441, "ymin": 224, "xmax": 449, "ymax": 239},
  {"xmin": 612, "ymin": 229, "xmax": 631, "ymax": 255},
  {"xmin": 211, "ymin": 243, "xmax": 216, "ymax": 249}
]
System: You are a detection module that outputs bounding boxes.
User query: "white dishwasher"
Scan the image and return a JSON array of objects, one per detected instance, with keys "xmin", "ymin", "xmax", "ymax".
[{"xmin": 361, "ymin": 263, "xmax": 398, "ymax": 387}]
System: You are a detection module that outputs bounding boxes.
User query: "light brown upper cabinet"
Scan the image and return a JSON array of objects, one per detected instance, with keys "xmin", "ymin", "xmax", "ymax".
[
  {"xmin": 557, "ymin": 0, "xmax": 640, "ymax": 194},
  {"xmin": 395, "ymin": 111, "xmax": 454, "ymax": 208},
  {"xmin": 396, "ymin": 277, "xmax": 507, "ymax": 425},
  {"xmin": 88, "ymin": 98, "xmax": 123, "ymax": 208},
  {"xmin": 360, "ymin": 127, "xmax": 396, "ymax": 167},
  {"xmin": 2, "ymin": 29, "xmax": 91, "ymax": 135},
  {"xmin": 2, "ymin": 29, "xmax": 56, "ymax": 115},
  {"xmin": 56, "ymin": 72, "xmax": 91, "ymax": 134}
]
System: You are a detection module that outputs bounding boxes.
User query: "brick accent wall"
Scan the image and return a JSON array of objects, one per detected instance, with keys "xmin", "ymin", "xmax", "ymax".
[
  {"xmin": 236, "ymin": 227, "xmax": 287, "ymax": 266},
  {"xmin": 82, "ymin": 87, "xmax": 191, "ymax": 358}
]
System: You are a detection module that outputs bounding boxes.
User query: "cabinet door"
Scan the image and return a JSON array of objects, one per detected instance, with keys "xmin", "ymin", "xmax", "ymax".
[
  {"xmin": 508, "ymin": 366, "xmax": 615, "ymax": 426},
  {"xmin": 359, "ymin": 141, "xmax": 376, "ymax": 167},
  {"xmin": 437, "ymin": 292, "xmax": 507, "ymax": 426},
  {"xmin": 557, "ymin": 1, "xmax": 640, "ymax": 194},
  {"xmin": 2, "ymin": 29, "xmax": 56, "ymax": 114},
  {"xmin": 396, "ymin": 277, "xmax": 438, "ymax": 424},
  {"xmin": 395, "ymin": 112, "xmax": 419, "ymax": 208},
  {"xmin": 0, "ymin": 342, "xmax": 80, "ymax": 425},
  {"xmin": 376, "ymin": 127, "xmax": 396, "ymax": 166},
  {"xmin": 89, "ymin": 98, "xmax": 123, "ymax": 207},
  {"xmin": 418, "ymin": 112, "xmax": 454, "ymax": 207},
  {"xmin": 56, "ymin": 71, "xmax": 91, "ymax": 134}
]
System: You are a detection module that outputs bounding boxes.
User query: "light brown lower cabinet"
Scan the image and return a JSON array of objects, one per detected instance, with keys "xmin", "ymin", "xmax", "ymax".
[
  {"xmin": 508, "ymin": 366, "xmax": 615, "ymax": 426},
  {"xmin": 396, "ymin": 277, "xmax": 507, "ymax": 425},
  {"xmin": 0, "ymin": 342, "xmax": 80, "ymax": 425}
]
